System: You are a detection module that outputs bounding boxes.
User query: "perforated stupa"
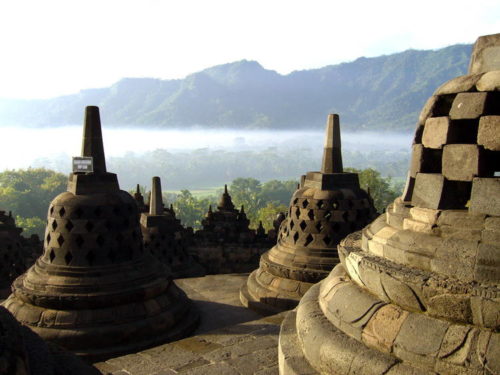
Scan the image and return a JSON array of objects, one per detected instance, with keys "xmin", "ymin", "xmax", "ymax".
[{"xmin": 278, "ymin": 32, "xmax": 500, "ymax": 375}]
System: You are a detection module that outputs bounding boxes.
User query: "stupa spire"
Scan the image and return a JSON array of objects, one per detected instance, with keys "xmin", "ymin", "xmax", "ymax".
[
  {"xmin": 81, "ymin": 106, "xmax": 107, "ymax": 174},
  {"xmin": 149, "ymin": 176, "xmax": 163, "ymax": 215},
  {"xmin": 321, "ymin": 114, "xmax": 343, "ymax": 174}
]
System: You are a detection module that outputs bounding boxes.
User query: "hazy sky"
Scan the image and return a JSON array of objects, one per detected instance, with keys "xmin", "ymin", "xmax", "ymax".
[{"xmin": 1, "ymin": 0, "xmax": 499, "ymax": 99}]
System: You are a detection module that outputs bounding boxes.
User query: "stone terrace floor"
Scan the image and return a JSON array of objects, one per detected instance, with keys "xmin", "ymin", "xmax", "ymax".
[{"xmin": 94, "ymin": 274, "xmax": 285, "ymax": 375}]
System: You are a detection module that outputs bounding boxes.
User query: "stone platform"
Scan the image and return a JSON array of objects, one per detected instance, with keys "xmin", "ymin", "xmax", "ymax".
[{"xmin": 94, "ymin": 274, "xmax": 285, "ymax": 375}]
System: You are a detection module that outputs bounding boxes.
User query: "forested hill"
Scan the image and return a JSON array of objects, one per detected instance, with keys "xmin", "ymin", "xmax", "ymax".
[{"xmin": 0, "ymin": 44, "xmax": 471, "ymax": 132}]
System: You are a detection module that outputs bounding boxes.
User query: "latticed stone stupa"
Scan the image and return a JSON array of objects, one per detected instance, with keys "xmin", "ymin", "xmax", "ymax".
[
  {"xmin": 0, "ymin": 210, "xmax": 26, "ymax": 297},
  {"xmin": 133, "ymin": 184, "xmax": 149, "ymax": 214},
  {"xmin": 0, "ymin": 305, "xmax": 98, "ymax": 375},
  {"xmin": 190, "ymin": 185, "xmax": 269, "ymax": 274},
  {"xmin": 278, "ymin": 33, "xmax": 500, "ymax": 375},
  {"xmin": 240, "ymin": 114, "xmax": 377, "ymax": 315},
  {"xmin": 140, "ymin": 176, "xmax": 204, "ymax": 278},
  {"xmin": 2, "ymin": 106, "xmax": 198, "ymax": 360}
]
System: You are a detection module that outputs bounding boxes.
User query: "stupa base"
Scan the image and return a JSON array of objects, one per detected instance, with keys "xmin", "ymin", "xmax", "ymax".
[{"xmin": 239, "ymin": 268, "xmax": 313, "ymax": 315}]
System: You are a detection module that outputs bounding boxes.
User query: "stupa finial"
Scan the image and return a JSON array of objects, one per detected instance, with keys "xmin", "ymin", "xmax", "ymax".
[
  {"xmin": 81, "ymin": 106, "xmax": 107, "ymax": 174},
  {"xmin": 321, "ymin": 114, "xmax": 343, "ymax": 174},
  {"xmin": 149, "ymin": 176, "xmax": 163, "ymax": 215}
]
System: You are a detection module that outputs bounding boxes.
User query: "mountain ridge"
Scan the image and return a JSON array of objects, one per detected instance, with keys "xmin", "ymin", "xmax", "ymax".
[{"xmin": 0, "ymin": 44, "xmax": 472, "ymax": 131}]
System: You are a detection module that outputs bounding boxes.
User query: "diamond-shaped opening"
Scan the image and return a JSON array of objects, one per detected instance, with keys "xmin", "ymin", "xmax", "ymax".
[
  {"xmin": 65, "ymin": 220, "xmax": 74, "ymax": 232},
  {"xmin": 323, "ymin": 235, "xmax": 332, "ymax": 246},
  {"xmin": 74, "ymin": 207, "xmax": 84, "ymax": 218},
  {"xmin": 317, "ymin": 200, "xmax": 324, "ymax": 209},
  {"xmin": 85, "ymin": 221, "xmax": 94, "ymax": 232},
  {"xmin": 302, "ymin": 199, "xmax": 309, "ymax": 208},
  {"xmin": 94, "ymin": 207, "xmax": 102, "ymax": 217},
  {"xmin": 295, "ymin": 207, "xmax": 301, "ymax": 218},
  {"xmin": 59, "ymin": 207, "xmax": 66, "ymax": 217},
  {"xmin": 64, "ymin": 251, "xmax": 73, "ymax": 265},
  {"xmin": 96, "ymin": 235, "xmax": 105, "ymax": 247},
  {"xmin": 75, "ymin": 235, "xmax": 84, "ymax": 248},
  {"xmin": 304, "ymin": 234, "xmax": 313, "ymax": 247},
  {"xmin": 315, "ymin": 222, "xmax": 323, "ymax": 232},
  {"xmin": 86, "ymin": 250, "xmax": 95, "ymax": 265},
  {"xmin": 51, "ymin": 220, "xmax": 58, "ymax": 230},
  {"xmin": 332, "ymin": 201, "xmax": 339, "ymax": 209},
  {"xmin": 108, "ymin": 250, "xmax": 116, "ymax": 262},
  {"xmin": 307, "ymin": 210, "xmax": 315, "ymax": 220},
  {"xmin": 293, "ymin": 198, "xmax": 298, "ymax": 205},
  {"xmin": 46, "ymin": 233, "xmax": 51, "ymax": 243},
  {"xmin": 289, "ymin": 220, "xmax": 295, "ymax": 230},
  {"xmin": 57, "ymin": 234, "xmax": 65, "ymax": 246},
  {"xmin": 50, "ymin": 206, "xmax": 54, "ymax": 215},
  {"xmin": 293, "ymin": 232, "xmax": 299, "ymax": 244},
  {"xmin": 49, "ymin": 249, "xmax": 55, "ymax": 262},
  {"xmin": 299, "ymin": 220, "xmax": 307, "ymax": 231}
]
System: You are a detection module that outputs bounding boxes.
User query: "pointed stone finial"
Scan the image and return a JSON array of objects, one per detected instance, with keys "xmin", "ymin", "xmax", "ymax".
[
  {"xmin": 136, "ymin": 184, "xmax": 141, "ymax": 194},
  {"xmin": 321, "ymin": 114, "xmax": 343, "ymax": 174},
  {"xmin": 81, "ymin": 106, "xmax": 107, "ymax": 174},
  {"xmin": 208, "ymin": 205, "xmax": 213, "ymax": 213},
  {"xmin": 297, "ymin": 183, "xmax": 300, "ymax": 189},
  {"xmin": 218, "ymin": 184, "xmax": 235, "ymax": 211},
  {"xmin": 149, "ymin": 176, "xmax": 163, "ymax": 215},
  {"xmin": 240, "ymin": 205, "xmax": 245, "ymax": 213}
]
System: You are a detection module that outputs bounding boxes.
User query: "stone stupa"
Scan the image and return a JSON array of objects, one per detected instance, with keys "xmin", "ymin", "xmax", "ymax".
[
  {"xmin": 240, "ymin": 114, "xmax": 377, "ymax": 315},
  {"xmin": 2, "ymin": 106, "xmax": 198, "ymax": 360},
  {"xmin": 0, "ymin": 210, "xmax": 26, "ymax": 297},
  {"xmin": 278, "ymin": 33, "xmax": 500, "ymax": 375},
  {"xmin": 140, "ymin": 176, "xmax": 204, "ymax": 278}
]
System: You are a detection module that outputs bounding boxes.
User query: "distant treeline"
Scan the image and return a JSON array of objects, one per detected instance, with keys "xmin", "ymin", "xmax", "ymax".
[
  {"xmin": 0, "ymin": 168, "xmax": 402, "ymax": 237},
  {"xmin": 31, "ymin": 147, "xmax": 410, "ymax": 191}
]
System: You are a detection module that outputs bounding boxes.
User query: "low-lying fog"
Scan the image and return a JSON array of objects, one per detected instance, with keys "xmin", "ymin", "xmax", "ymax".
[{"xmin": 2, "ymin": 126, "xmax": 412, "ymax": 172}]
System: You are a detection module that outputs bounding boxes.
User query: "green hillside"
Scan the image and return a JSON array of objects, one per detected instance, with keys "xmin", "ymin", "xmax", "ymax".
[{"xmin": 0, "ymin": 44, "xmax": 472, "ymax": 131}]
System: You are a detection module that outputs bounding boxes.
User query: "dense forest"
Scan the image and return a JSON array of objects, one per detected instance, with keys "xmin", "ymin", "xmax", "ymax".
[
  {"xmin": 0, "ymin": 168, "xmax": 402, "ymax": 237},
  {"xmin": 0, "ymin": 44, "xmax": 471, "ymax": 132}
]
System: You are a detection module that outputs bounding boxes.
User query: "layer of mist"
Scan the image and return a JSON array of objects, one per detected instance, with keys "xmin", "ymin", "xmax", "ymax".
[{"xmin": 2, "ymin": 126, "xmax": 412, "ymax": 189}]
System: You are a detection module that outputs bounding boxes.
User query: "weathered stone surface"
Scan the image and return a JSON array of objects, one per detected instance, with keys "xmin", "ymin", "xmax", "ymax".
[
  {"xmin": 411, "ymin": 173, "xmax": 445, "ymax": 209},
  {"xmin": 418, "ymin": 95, "xmax": 439, "ymax": 125},
  {"xmin": 469, "ymin": 33, "xmax": 500, "ymax": 74},
  {"xmin": 470, "ymin": 177, "xmax": 500, "ymax": 216},
  {"xmin": 476, "ymin": 70, "xmax": 500, "ymax": 91},
  {"xmin": 434, "ymin": 74, "xmax": 482, "ymax": 95},
  {"xmin": 442, "ymin": 144, "xmax": 482, "ymax": 181},
  {"xmin": 449, "ymin": 92, "xmax": 489, "ymax": 120},
  {"xmin": 478, "ymin": 116, "xmax": 500, "ymax": 151},
  {"xmin": 422, "ymin": 116, "xmax": 452, "ymax": 149}
]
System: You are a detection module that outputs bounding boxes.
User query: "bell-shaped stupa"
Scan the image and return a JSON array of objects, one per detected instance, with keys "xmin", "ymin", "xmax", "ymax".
[
  {"xmin": 140, "ymin": 176, "xmax": 204, "ymax": 278},
  {"xmin": 278, "ymin": 33, "xmax": 500, "ymax": 375},
  {"xmin": 2, "ymin": 106, "xmax": 198, "ymax": 360},
  {"xmin": 240, "ymin": 114, "xmax": 376, "ymax": 315}
]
